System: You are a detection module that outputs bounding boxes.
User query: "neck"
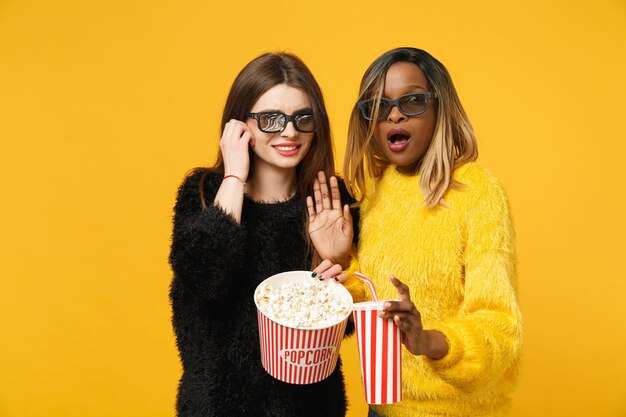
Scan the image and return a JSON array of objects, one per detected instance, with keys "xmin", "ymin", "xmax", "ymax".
[
  {"xmin": 395, "ymin": 160, "xmax": 421, "ymax": 176},
  {"xmin": 246, "ymin": 161, "xmax": 298, "ymax": 202}
]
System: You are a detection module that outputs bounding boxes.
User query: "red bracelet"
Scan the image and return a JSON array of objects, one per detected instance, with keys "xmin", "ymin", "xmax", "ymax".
[{"xmin": 223, "ymin": 174, "xmax": 246, "ymax": 186}]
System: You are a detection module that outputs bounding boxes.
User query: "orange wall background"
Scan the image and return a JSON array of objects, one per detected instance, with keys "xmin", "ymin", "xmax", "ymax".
[{"xmin": 1, "ymin": 1, "xmax": 625, "ymax": 416}]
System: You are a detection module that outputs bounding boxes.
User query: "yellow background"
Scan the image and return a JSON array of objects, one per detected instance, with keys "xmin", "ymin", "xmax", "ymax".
[{"xmin": 1, "ymin": 0, "xmax": 625, "ymax": 416}]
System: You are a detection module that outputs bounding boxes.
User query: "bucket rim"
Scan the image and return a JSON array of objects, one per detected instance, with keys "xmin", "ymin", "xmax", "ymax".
[{"xmin": 254, "ymin": 270, "xmax": 353, "ymax": 330}]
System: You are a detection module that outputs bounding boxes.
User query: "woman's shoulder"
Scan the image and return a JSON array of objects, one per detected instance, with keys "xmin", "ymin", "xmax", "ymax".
[
  {"xmin": 452, "ymin": 162, "xmax": 510, "ymax": 206},
  {"xmin": 454, "ymin": 162, "xmax": 504, "ymax": 189},
  {"xmin": 176, "ymin": 168, "xmax": 223, "ymax": 206},
  {"xmin": 182, "ymin": 168, "xmax": 222, "ymax": 185}
]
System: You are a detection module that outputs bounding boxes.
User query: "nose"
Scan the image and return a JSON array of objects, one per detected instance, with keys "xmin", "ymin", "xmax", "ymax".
[
  {"xmin": 280, "ymin": 120, "xmax": 298, "ymax": 137},
  {"xmin": 387, "ymin": 105, "xmax": 406, "ymax": 123}
]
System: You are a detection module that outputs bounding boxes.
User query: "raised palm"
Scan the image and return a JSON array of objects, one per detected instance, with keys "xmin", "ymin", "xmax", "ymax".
[{"xmin": 307, "ymin": 172, "xmax": 353, "ymax": 268}]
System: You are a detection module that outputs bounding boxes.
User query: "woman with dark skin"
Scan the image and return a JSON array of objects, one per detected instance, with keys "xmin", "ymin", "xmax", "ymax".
[{"xmin": 312, "ymin": 47, "xmax": 522, "ymax": 417}]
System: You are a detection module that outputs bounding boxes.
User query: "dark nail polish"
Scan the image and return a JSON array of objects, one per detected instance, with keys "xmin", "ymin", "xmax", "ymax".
[
  {"xmin": 318, "ymin": 276, "xmax": 325, "ymax": 281},
  {"xmin": 311, "ymin": 272, "xmax": 317, "ymax": 278},
  {"xmin": 333, "ymin": 277, "xmax": 339, "ymax": 282}
]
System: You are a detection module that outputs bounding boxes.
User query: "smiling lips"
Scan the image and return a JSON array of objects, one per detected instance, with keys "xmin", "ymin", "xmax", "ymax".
[
  {"xmin": 386, "ymin": 128, "xmax": 411, "ymax": 152},
  {"xmin": 273, "ymin": 142, "xmax": 301, "ymax": 156}
]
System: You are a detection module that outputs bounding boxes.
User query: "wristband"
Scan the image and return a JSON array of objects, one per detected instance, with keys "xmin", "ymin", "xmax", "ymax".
[{"xmin": 223, "ymin": 174, "xmax": 246, "ymax": 186}]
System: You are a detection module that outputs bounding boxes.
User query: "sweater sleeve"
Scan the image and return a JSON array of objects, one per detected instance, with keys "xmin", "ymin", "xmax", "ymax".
[
  {"xmin": 169, "ymin": 170, "xmax": 248, "ymax": 302},
  {"xmin": 343, "ymin": 257, "xmax": 369, "ymax": 304},
  {"xmin": 334, "ymin": 177, "xmax": 367, "ymax": 304},
  {"xmin": 426, "ymin": 173, "xmax": 523, "ymax": 393},
  {"xmin": 336, "ymin": 177, "xmax": 360, "ymax": 247}
]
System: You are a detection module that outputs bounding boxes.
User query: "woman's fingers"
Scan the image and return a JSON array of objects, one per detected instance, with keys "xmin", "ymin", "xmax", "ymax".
[
  {"xmin": 321, "ymin": 264, "xmax": 343, "ymax": 281},
  {"xmin": 246, "ymin": 128, "xmax": 255, "ymax": 147},
  {"xmin": 317, "ymin": 171, "xmax": 332, "ymax": 210},
  {"xmin": 311, "ymin": 260, "xmax": 344, "ymax": 283},
  {"xmin": 220, "ymin": 120, "xmax": 251, "ymax": 180},
  {"xmin": 311, "ymin": 259, "xmax": 333, "ymax": 280},
  {"xmin": 343, "ymin": 204, "xmax": 352, "ymax": 231},
  {"xmin": 222, "ymin": 119, "xmax": 240, "ymax": 138},
  {"xmin": 380, "ymin": 300, "xmax": 416, "ymax": 313},
  {"xmin": 312, "ymin": 259, "xmax": 333, "ymax": 273},
  {"xmin": 329, "ymin": 175, "xmax": 342, "ymax": 211},
  {"xmin": 313, "ymin": 178, "xmax": 323, "ymax": 214},
  {"xmin": 389, "ymin": 274, "xmax": 412, "ymax": 302},
  {"xmin": 240, "ymin": 130, "xmax": 252, "ymax": 146},
  {"xmin": 222, "ymin": 120, "xmax": 253, "ymax": 150},
  {"xmin": 306, "ymin": 196, "xmax": 316, "ymax": 218},
  {"xmin": 377, "ymin": 310, "xmax": 421, "ymax": 325},
  {"xmin": 312, "ymin": 171, "xmax": 344, "ymax": 213},
  {"xmin": 378, "ymin": 276, "xmax": 421, "ymax": 325},
  {"xmin": 332, "ymin": 273, "xmax": 348, "ymax": 284},
  {"xmin": 393, "ymin": 315, "xmax": 417, "ymax": 334}
]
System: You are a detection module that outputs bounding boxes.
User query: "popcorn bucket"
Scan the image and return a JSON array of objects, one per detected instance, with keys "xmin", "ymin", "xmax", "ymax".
[
  {"xmin": 352, "ymin": 301, "xmax": 402, "ymax": 404},
  {"xmin": 254, "ymin": 271, "xmax": 353, "ymax": 384}
]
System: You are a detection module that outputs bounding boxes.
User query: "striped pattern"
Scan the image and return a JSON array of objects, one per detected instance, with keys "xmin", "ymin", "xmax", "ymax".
[
  {"xmin": 355, "ymin": 272, "xmax": 379, "ymax": 301},
  {"xmin": 257, "ymin": 309, "xmax": 348, "ymax": 384},
  {"xmin": 353, "ymin": 308, "xmax": 402, "ymax": 404}
]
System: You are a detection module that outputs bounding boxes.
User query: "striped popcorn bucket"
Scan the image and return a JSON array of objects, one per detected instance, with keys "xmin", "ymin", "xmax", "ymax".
[
  {"xmin": 254, "ymin": 271, "xmax": 352, "ymax": 384},
  {"xmin": 352, "ymin": 301, "xmax": 402, "ymax": 404}
]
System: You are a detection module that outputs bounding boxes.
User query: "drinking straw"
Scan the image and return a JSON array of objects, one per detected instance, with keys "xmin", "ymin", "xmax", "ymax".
[{"xmin": 354, "ymin": 272, "xmax": 378, "ymax": 302}]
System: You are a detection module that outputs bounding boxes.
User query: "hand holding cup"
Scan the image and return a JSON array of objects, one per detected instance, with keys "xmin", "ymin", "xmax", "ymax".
[{"xmin": 377, "ymin": 275, "xmax": 448, "ymax": 359}]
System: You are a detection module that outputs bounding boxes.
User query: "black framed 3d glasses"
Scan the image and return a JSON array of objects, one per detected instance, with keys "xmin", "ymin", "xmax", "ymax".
[
  {"xmin": 356, "ymin": 92, "xmax": 435, "ymax": 121},
  {"xmin": 247, "ymin": 111, "xmax": 316, "ymax": 133}
]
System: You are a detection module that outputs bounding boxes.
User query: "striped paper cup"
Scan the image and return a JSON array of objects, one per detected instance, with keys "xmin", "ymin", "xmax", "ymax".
[
  {"xmin": 352, "ymin": 301, "xmax": 402, "ymax": 404},
  {"xmin": 254, "ymin": 271, "xmax": 352, "ymax": 384}
]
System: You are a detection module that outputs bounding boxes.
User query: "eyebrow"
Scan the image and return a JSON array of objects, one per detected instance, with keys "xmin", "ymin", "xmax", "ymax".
[
  {"xmin": 379, "ymin": 89, "xmax": 429, "ymax": 100},
  {"xmin": 256, "ymin": 107, "xmax": 313, "ymax": 114},
  {"xmin": 401, "ymin": 85, "xmax": 427, "ymax": 91}
]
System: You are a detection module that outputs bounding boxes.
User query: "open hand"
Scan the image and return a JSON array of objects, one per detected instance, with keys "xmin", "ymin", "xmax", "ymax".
[{"xmin": 307, "ymin": 171, "xmax": 353, "ymax": 268}]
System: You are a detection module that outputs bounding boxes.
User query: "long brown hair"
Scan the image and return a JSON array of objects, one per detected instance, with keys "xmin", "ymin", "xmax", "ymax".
[
  {"xmin": 344, "ymin": 47, "xmax": 478, "ymax": 208},
  {"xmin": 198, "ymin": 52, "xmax": 335, "ymax": 265}
]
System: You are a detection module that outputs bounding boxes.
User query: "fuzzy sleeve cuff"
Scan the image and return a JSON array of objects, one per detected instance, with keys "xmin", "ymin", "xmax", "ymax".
[
  {"xmin": 426, "ymin": 321, "xmax": 465, "ymax": 371},
  {"xmin": 343, "ymin": 257, "xmax": 369, "ymax": 304}
]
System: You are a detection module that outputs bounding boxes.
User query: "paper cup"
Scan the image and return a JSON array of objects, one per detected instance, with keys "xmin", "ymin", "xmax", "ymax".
[
  {"xmin": 352, "ymin": 301, "xmax": 402, "ymax": 404},
  {"xmin": 254, "ymin": 271, "xmax": 352, "ymax": 384}
]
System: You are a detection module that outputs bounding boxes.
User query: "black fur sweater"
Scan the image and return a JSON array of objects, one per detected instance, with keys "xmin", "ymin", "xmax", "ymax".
[{"xmin": 169, "ymin": 170, "xmax": 354, "ymax": 417}]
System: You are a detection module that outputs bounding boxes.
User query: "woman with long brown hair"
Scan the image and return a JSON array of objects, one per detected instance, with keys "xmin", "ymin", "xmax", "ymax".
[{"xmin": 169, "ymin": 52, "xmax": 354, "ymax": 417}]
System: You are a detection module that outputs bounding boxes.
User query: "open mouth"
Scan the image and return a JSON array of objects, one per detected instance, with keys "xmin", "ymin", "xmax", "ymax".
[
  {"xmin": 385, "ymin": 128, "xmax": 411, "ymax": 152},
  {"xmin": 387, "ymin": 128, "xmax": 411, "ymax": 142},
  {"xmin": 388, "ymin": 133, "xmax": 410, "ymax": 144}
]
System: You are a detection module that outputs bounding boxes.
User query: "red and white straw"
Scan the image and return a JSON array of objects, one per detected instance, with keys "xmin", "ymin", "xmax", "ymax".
[{"xmin": 354, "ymin": 272, "xmax": 378, "ymax": 302}]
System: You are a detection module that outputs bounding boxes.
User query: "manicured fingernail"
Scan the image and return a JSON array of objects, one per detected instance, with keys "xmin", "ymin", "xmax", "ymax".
[
  {"xmin": 318, "ymin": 276, "xmax": 325, "ymax": 281},
  {"xmin": 333, "ymin": 277, "xmax": 339, "ymax": 282},
  {"xmin": 383, "ymin": 302, "xmax": 391, "ymax": 308},
  {"xmin": 377, "ymin": 310, "xmax": 385, "ymax": 317},
  {"xmin": 311, "ymin": 272, "xmax": 317, "ymax": 278}
]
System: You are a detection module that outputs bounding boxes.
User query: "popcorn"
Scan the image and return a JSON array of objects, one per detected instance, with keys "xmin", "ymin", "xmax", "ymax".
[{"xmin": 255, "ymin": 279, "xmax": 351, "ymax": 329}]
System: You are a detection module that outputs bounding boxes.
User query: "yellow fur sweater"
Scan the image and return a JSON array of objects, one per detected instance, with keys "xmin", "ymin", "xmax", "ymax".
[{"xmin": 346, "ymin": 163, "xmax": 522, "ymax": 417}]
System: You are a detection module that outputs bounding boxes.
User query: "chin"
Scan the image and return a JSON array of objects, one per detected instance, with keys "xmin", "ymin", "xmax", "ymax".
[
  {"xmin": 273, "ymin": 160, "xmax": 302, "ymax": 169},
  {"xmin": 386, "ymin": 155, "xmax": 415, "ymax": 167}
]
